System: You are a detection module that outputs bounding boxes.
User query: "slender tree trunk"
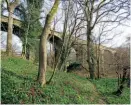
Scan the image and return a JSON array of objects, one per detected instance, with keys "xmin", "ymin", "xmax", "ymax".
[
  {"xmin": 97, "ymin": 43, "xmax": 101, "ymax": 79},
  {"xmin": 101, "ymin": 49, "xmax": 104, "ymax": 75},
  {"xmin": 127, "ymin": 73, "xmax": 130, "ymax": 88},
  {"xmin": 22, "ymin": 38, "xmax": 27, "ymax": 58},
  {"xmin": 26, "ymin": 45, "xmax": 30, "ymax": 60},
  {"xmin": 114, "ymin": 67, "xmax": 128, "ymax": 96},
  {"xmin": 87, "ymin": 28, "xmax": 95, "ymax": 79},
  {"xmin": 6, "ymin": 8, "xmax": 14, "ymax": 56},
  {"xmin": 97, "ymin": 58, "xmax": 100, "ymax": 78},
  {"xmin": 37, "ymin": 0, "xmax": 60, "ymax": 86},
  {"xmin": 23, "ymin": 26, "xmax": 28, "ymax": 59}
]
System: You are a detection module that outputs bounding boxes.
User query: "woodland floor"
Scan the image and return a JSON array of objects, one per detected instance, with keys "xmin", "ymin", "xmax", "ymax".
[{"xmin": 1, "ymin": 56, "xmax": 130, "ymax": 104}]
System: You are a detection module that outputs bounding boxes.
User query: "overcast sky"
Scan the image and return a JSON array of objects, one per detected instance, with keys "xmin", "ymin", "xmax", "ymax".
[{"xmin": 40, "ymin": 0, "xmax": 131, "ymax": 48}]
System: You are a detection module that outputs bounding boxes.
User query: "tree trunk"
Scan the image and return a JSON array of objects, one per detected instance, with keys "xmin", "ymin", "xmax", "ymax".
[
  {"xmin": 26, "ymin": 45, "xmax": 30, "ymax": 60},
  {"xmin": 6, "ymin": 8, "xmax": 14, "ymax": 56},
  {"xmin": 97, "ymin": 44, "xmax": 101, "ymax": 79},
  {"xmin": 37, "ymin": 33, "xmax": 48, "ymax": 86},
  {"xmin": 6, "ymin": 0, "xmax": 20, "ymax": 56},
  {"xmin": 23, "ymin": 25, "xmax": 28, "ymax": 59},
  {"xmin": 37, "ymin": 0, "xmax": 60, "ymax": 86},
  {"xmin": 97, "ymin": 58, "xmax": 100, "ymax": 78},
  {"xmin": 127, "ymin": 73, "xmax": 130, "ymax": 88},
  {"xmin": 101, "ymin": 49, "xmax": 105, "ymax": 76},
  {"xmin": 114, "ymin": 67, "xmax": 129, "ymax": 96},
  {"xmin": 87, "ymin": 28, "xmax": 95, "ymax": 79}
]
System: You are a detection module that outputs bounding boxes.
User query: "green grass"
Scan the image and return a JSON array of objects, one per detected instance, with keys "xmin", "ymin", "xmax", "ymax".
[
  {"xmin": 1, "ymin": 56, "xmax": 103, "ymax": 104},
  {"xmin": 91, "ymin": 78, "xmax": 130, "ymax": 104},
  {"xmin": 1, "ymin": 56, "xmax": 130, "ymax": 104}
]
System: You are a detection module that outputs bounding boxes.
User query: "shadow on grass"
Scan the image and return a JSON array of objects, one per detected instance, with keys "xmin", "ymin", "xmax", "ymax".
[{"xmin": 2, "ymin": 68, "xmax": 34, "ymax": 81}]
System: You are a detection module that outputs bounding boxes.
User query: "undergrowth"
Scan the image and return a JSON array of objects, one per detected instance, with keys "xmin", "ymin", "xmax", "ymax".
[
  {"xmin": 1, "ymin": 56, "xmax": 130, "ymax": 104},
  {"xmin": 91, "ymin": 78, "xmax": 130, "ymax": 104}
]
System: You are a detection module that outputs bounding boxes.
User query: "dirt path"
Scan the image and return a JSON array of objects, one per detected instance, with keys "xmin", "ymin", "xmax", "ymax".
[{"xmin": 90, "ymin": 81, "xmax": 109, "ymax": 104}]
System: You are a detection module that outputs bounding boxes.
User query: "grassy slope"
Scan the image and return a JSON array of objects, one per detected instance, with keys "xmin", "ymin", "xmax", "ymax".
[
  {"xmin": 91, "ymin": 78, "xmax": 130, "ymax": 104},
  {"xmin": 1, "ymin": 57, "xmax": 130, "ymax": 104}
]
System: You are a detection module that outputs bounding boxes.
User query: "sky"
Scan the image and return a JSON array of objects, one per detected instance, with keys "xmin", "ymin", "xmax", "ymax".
[
  {"xmin": 40, "ymin": 0, "xmax": 131, "ymax": 48},
  {"xmin": 93, "ymin": 22, "xmax": 131, "ymax": 47},
  {"xmin": 0, "ymin": 31, "xmax": 52, "ymax": 54},
  {"xmin": 1, "ymin": 31, "xmax": 22, "ymax": 53}
]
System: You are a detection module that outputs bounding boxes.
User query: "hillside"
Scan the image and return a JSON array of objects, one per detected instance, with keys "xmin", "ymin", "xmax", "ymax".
[{"xmin": 1, "ymin": 57, "xmax": 130, "ymax": 104}]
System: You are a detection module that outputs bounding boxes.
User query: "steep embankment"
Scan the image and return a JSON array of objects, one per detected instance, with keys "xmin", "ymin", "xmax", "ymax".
[
  {"xmin": 1, "ymin": 56, "xmax": 106, "ymax": 104},
  {"xmin": 1, "ymin": 56, "xmax": 130, "ymax": 104}
]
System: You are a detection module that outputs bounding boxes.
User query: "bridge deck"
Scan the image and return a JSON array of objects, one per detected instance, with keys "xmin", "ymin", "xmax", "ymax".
[
  {"xmin": 1, "ymin": 15, "xmax": 115, "ymax": 54},
  {"xmin": 1, "ymin": 15, "xmax": 22, "ymax": 27},
  {"xmin": 1, "ymin": 15, "xmax": 62, "ymax": 39}
]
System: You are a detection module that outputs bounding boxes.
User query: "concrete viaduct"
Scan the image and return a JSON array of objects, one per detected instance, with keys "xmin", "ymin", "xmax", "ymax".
[{"xmin": 1, "ymin": 15, "xmax": 116, "ymax": 69}]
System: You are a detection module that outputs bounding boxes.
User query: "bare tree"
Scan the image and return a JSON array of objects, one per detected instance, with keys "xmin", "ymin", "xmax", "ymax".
[
  {"xmin": 112, "ymin": 37, "xmax": 130, "ymax": 95},
  {"xmin": 93, "ymin": 22, "xmax": 124, "ymax": 78},
  {"xmin": 56, "ymin": 0, "xmax": 86, "ymax": 71},
  {"xmin": 47, "ymin": 0, "xmax": 86, "ymax": 83},
  {"xmin": 75, "ymin": 0, "xmax": 130, "ymax": 79}
]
